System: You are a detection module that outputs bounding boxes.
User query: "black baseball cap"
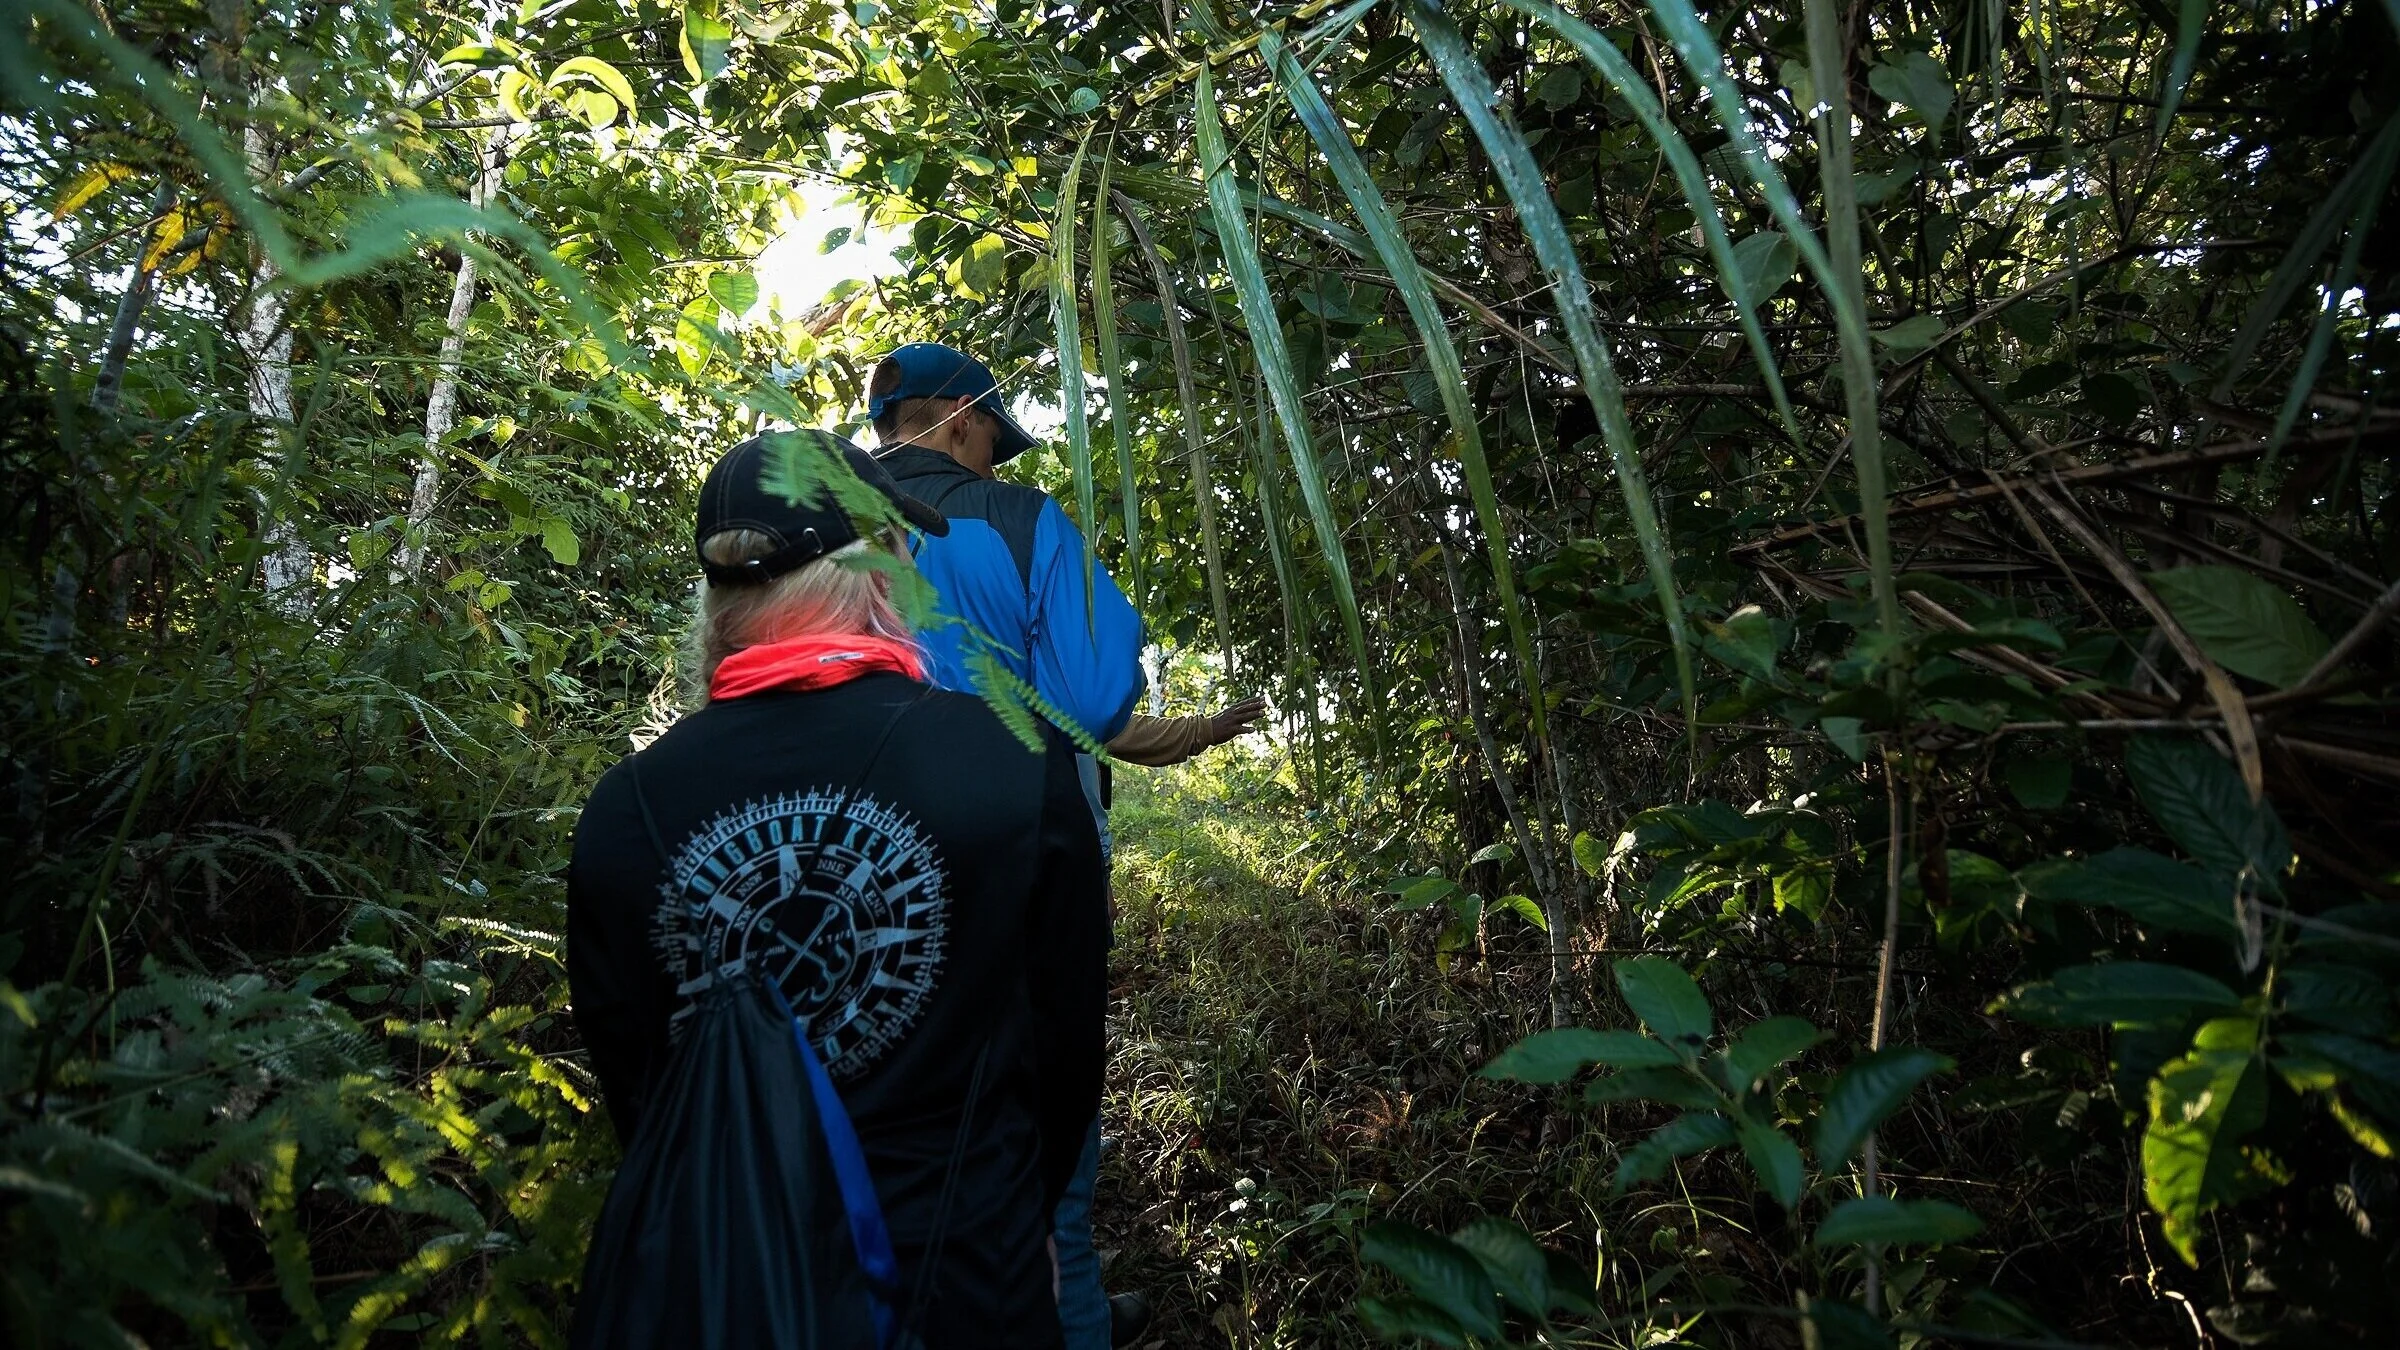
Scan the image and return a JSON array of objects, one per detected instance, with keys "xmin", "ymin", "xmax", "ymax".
[
  {"xmin": 695, "ymin": 430, "xmax": 948, "ymax": 585},
  {"xmin": 867, "ymin": 342, "xmax": 1041, "ymax": 464}
]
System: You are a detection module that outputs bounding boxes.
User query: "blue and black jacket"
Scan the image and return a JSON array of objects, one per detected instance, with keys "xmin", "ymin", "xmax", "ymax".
[{"xmin": 879, "ymin": 446, "xmax": 1146, "ymax": 744}]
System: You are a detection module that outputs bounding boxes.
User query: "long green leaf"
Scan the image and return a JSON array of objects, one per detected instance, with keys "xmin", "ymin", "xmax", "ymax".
[
  {"xmin": 1642, "ymin": 0, "xmax": 1898, "ymax": 637},
  {"xmin": 1406, "ymin": 0, "xmax": 1696, "ymax": 719},
  {"xmin": 1261, "ymin": 28, "xmax": 1544, "ymax": 740},
  {"xmin": 2154, "ymin": 0, "xmax": 2208, "ymax": 142},
  {"xmin": 1052, "ymin": 128, "xmax": 1098, "ymax": 618},
  {"xmin": 1493, "ymin": 0, "xmax": 1800, "ymax": 446},
  {"xmin": 2265, "ymin": 121, "xmax": 2400, "ymax": 456},
  {"xmin": 2212, "ymin": 112, "xmax": 2400, "ymax": 414},
  {"xmin": 1090, "ymin": 152, "xmax": 1142, "ymax": 614},
  {"xmin": 1195, "ymin": 66, "xmax": 1386, "ymax": 742},
  {"xmin": 1114, "ymin": 188, "xmax": 1234, "ymax": 673},
  {"xmin": 1248, "ymin": 376, "xmax": 1307, "ymax": 681},
  {"xmin": 1801, "ymin": 0, "xmax": 1898, "ymax": 638}
]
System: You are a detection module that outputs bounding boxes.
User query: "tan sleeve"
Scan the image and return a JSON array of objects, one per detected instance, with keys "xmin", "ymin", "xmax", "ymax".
[{"xmin": 1106, "ymin": 713, "xmax": 1216, "ymax": 767}]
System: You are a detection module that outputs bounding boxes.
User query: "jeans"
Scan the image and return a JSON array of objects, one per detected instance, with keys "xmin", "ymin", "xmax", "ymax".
[
  {"xmin": 1052, "ymin": 1117, "xmax": 1109, "ymax": 1350},
  {"xmin": 1060, "ymin": 753, "xmax": 1113, "ymax": 1348}
]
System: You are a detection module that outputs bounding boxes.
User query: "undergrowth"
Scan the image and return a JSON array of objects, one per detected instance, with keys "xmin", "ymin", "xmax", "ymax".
[{"xmin": 1100, "ymin": 756, "xmax": 2205, "ymax": 1349}]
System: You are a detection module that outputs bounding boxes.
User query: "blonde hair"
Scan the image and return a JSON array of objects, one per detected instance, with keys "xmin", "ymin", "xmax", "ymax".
[{"xmin": 686, "ymin": 527, "xmax": 916, "ymax": 698}]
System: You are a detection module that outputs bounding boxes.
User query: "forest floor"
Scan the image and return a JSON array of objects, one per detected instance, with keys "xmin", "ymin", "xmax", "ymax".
[{"xmin": 1093, "ymin": 758, "xmax": 1599, "ymax": 1350}]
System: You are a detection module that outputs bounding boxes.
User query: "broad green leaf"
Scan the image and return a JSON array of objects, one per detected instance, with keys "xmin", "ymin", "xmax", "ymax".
[
  {"xmin": 1411, "ymin": 0, "xmax": 1698, "ymax": 722},
  {"xmin": 1722, "ymin": 1015, "xmax": 1823, "ymax": 1089},
  {"xmin": 1571, "ymin": 831, "xmax": 1607, "ymax": 879},
  {"xmin": 1355, "ymin": 1297, "xmax": 1467, "ymax": 1348},
  {"xmin": 1867, "ymin": 51, "xmax": 1954, "ymax": 136},
  {"xmin": 548, "ymin": 55, "xmax": 639, "ymax": 120},
  {"xmin": 1467, "ymin": 841, "xmax": 1514, "ymax": 867},
  {"xmin": 1358, "ymin": 1222, "xmax": 1502, "ymax": 1341},
  {"xmin": 953, "ymin": 232, "xmax": 1007, "ymax": 300},
  {"xmin": 538, "ymin": 518, "xmax": 579, "ymax": 567},
  {"xmin": 1773, "ymin": 865, "xmax": 1831, "ymax": 918},
  {"xmin": 1387, "ymin": 875, "xmax": 1462, "ymax": 912},
  {"xmin": 706, "ymin": 272, "xmax": 758, "ymax": 315},
  {"xmin": 2279, "ymin": 967, "xmax": 2393, "ymax": 1035},
  {"xmin": 1815, "ymin": 1046, "xmax": 1952, "ymax": 1166},
  {"xmin": 2147, "ymin": 566, "xmax": 2330, "ymax": 688},
  {"xmin": 1822, "ymin": 715, "xmax": 1869, "ymax": 761},
  {"xmin": 1872, "ymin": 314, "xmax": 1948, "ymax": 351},
  {"xmin": 681, "ymin": 5, "xmax": 734, "ymax": 81},
  {"xmin": 1613, "ymin": 955, "xmax": 1712, "ymax": 1050},
  {"xmin": 1450, "ymin": 1216, "xmax": 1549, "ymax": 1316},
  {"xmin": 1195, "ymin": 67, "xmax": 1386, "ymax": 746},
  {"xmin": 1813, "ymin": 1196, "xmax": 1984, "ymax": 1247},
  {"xmin": 558, "ymin": 88, "xmax": 618, "ymax": 130},
  {"xmin": 2144, "ymin": 1016, "xmax": 2269, "ymax": 1263},
  {"xmin": 1726, "ymin": 230, "xmax": 1798, "ymax": 304},
  {"xmin": 1065, "ymin": 86, "xmax": 1100, "ymax": 116},
  {"xmin": 1481, "ymin": 1027, "xmax": 1680, "ymax": 1083},
  {"xmin": 1493, "ymin": 894, "xmax": 1548, "ymax": 931},
  {"xmin": 1614, "ymin": 1111, "xmax": 1737, "ymax": 1190},
  {"xmin": 1533, "ymin": 64, "xmax": 1582, "ymax": 108},
  {"xmin": 2124, "ymin": 735, "xmax": 2291, "ymax": 880},
  {"xmin": 674, "ymin": 296, "xmax": 720, "ymax": 377},
  {"xmin": 497, "ymin": 68, "xmax": 542, "ymax": 123},
  {"xmin": 2278, "ymin": 1031, "xmax": 2400, "ymax": 1123},
  {"xmin": 2000, "ymin": 962, "xmax": 2241, "ymax": 1027},
  {"xmin": 2023, "ymin": 848, "xmax": 2238, "ymax": 940},
  {"xmin": 1704, "ymin": 605, "xmax": 1779, "ymax": 681},
  {"xmin": 1585, "ymin": 1066, "xmax": 1718, "ymax": 1109},
  {"xmin": 1738, "ymin": 1116, "xmax": 1805, "ymax": 1210}
]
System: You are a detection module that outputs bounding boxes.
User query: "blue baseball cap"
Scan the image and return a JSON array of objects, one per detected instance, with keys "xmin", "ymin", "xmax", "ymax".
[{"xmin": 866, "ymin": 342, "xmax": 1040, "ymax": 465}]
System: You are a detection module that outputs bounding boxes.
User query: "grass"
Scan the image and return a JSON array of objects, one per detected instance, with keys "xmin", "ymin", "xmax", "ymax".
[{"xmin": 1097, "ymin": 756, "xmax": 1622, "ymax": 1348}]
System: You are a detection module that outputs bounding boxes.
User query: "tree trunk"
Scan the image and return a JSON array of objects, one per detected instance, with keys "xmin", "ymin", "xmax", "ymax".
[
  {"xmin": 399, "ymin": 127, "xmax": 510, "ymax": 575},
  {"xmin": 244, "ymin": 119, "xmax": 309, "ymax": 607},
  {"xmin": 92, "ymin": 183, "xmax": 173, "ymax": 418}
]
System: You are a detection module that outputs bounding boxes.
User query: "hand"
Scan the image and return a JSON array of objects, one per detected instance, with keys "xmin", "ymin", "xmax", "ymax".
[{"xmin": 1201, "ymin": 696, "xmax": 1270, "ymax": 748}]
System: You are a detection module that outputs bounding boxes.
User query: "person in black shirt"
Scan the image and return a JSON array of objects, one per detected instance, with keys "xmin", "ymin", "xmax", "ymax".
[{"xmin": 568, "ymin": 430, "xmax": 1109, "ymax": 1348}]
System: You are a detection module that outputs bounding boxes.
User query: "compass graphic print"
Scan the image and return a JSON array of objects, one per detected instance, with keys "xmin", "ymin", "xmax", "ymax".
[{"xmin": 655, "ymin": 788, "xmax": 949, "ymax": 1079}]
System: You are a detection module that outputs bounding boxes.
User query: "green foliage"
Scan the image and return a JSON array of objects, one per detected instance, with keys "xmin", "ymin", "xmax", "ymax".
[{"xmin": 9, "ymin": 0, "xmax": 2400, "ymax": 1344}]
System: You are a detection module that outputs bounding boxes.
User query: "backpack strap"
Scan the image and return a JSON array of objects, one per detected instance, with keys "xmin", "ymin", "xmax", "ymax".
[
  {"xmin": 626, "ymin": 688, "xmax": 933, "ymax": 1348},
  {"xmin": 894, "ymin": 1039, "xmax": 994, "ymax": 1347},
  {"xmin": 771, "ymin": 979, "xmax": 904, "ymax": 1346}
]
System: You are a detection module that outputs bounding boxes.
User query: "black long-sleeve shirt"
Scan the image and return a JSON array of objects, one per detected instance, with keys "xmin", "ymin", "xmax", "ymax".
[{"xmin": 567, "ymin": 671, "xmax": 1108, "ymax": 1348}]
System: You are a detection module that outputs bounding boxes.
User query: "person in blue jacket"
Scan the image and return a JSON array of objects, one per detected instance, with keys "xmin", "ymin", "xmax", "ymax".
[
  {"xmin": 867, "ymin": 341, "xmax": 1152, "ymax": 1350},
  {"xmin": 866, "ymin": 343, "xmax": 1148, "ymax": 753}
]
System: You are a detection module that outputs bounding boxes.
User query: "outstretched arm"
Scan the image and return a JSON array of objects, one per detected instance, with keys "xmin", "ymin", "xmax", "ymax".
[{"xmin": 1104, "ymin": 695, "xmax": 1270, "ymax": 767}]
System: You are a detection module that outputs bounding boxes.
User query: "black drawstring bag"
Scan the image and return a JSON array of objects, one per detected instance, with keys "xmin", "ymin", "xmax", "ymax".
[
  {"xmin": 573, "ymin": 697, "xmax": 986, "ymax": 1349},
  {"xmin": 570, "ymin": 966, "xmax": 879, "ymax": 1349}
]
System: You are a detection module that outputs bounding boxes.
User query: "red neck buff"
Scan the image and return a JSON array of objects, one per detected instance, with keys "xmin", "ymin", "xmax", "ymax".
[{"xmin": 709, "ymin": 633, "xmax": 925, "ymax": 702}]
